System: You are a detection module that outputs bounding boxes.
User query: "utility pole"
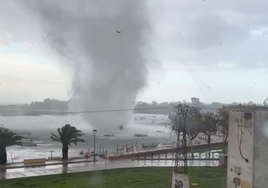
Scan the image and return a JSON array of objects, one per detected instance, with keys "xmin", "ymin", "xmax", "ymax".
[{"xmin": 171, "ymin": 104, "xmax": 190, "ymax": 188}]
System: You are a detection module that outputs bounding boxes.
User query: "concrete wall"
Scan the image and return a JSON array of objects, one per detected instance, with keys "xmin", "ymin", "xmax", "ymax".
[
  {"xmin": 227, "ymin": 110, "xmax": 254, "ymax": 188},
  {"xmin": 171, "ymin": 172, "xmax": 190, "ymax": 188},
  {"xmin": 253, "ymin": 111, "xmax": 268, "ymax": 188}
]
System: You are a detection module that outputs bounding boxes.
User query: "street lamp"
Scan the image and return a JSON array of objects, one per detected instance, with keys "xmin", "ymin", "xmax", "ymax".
[
  {"xmin": 50, "ymin": 150, "xmax": 54, "ymax": 161},
  {"xmin": 93, "ymin": 129, "xmax": 97, "ymax": 164}
]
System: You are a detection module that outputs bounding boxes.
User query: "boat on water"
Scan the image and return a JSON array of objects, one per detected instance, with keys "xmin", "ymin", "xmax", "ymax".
[
  {"xmin": 103, "ymin": 133, "xmax": 115, "ymax": 137},
  {"xmin": 16, "ymin": 131, "xmax": 31, "ymax": 135},
  {"xmin": 134, "ymin": 133, "xmax": 148, "ymax": 137},
  {"xmin": 17, "ymin": 140, "xmax": 37, "ymax": 147},
  {"xmin": 141, "ymin": 142, "xmax": 159, "ymax": 149},
  {"xmin": 18, "ymin": 142, "xmax": 37, "ymax": 146},
  {"xmin": 157, "ymin": 142, "xmax": 176, "ymax": 149},
  {"xmin": 21, "ymin": 136, "xmax": 39, "ymax": 140}
]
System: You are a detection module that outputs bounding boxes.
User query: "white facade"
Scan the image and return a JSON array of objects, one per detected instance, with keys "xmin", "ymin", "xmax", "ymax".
[{"xmin": 227, "ymin": 106, "xmax": 268, "ymax": 188}]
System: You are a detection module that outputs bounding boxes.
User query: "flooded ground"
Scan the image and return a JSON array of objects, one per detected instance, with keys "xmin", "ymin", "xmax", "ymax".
[{"xmin": 0, "ymin": 114, "xmax": 219, "ymax": 162}]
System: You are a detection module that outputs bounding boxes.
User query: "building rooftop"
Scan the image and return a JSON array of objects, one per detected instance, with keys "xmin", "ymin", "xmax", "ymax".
[{"xmin": 229, "ymin": 105, "xmax": 268, "ymax": 112}]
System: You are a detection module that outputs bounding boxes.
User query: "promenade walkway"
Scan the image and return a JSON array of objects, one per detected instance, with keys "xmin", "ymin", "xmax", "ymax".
[{"xmin": 0, "ymin": 159, "xmax": 219, "ymax": 180}]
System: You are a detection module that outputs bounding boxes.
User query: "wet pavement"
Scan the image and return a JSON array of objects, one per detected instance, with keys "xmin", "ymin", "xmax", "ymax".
[
  {"xmin": 0, "ymin": 159, "xmax": 219, "ymax": 180},
  {"xmin": 2, "ymin": 159, "xmax": 95, "ymax": 169}
]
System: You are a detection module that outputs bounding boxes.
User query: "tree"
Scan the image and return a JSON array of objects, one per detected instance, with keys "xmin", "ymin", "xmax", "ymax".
[
  {"xmin": 163, "ymin": 104, "xmax": 192, "ymax": 164},
  {"xmin": 0, "ymin": 127, "xmax": 21, "ymax": 165},
  {"xmin": 187, "ymin": 107, "xmax": 202, "ymax": 158},
  {"xmin": 51, "ymin": 124, "xmax": 86, "ymax": 160},
  {"xmin": 200, "ymin": 112, "xmax": 218, "ymax": 158},
  {"xmin": 191, "ymin": 97, "xmax": 200, "ymax": 105},
  {"xmin": 264, "ymin": 97, "xmax": 268, "ymax": 106},
  {"xmin": 217, "ymin": 105, "xmax": 229, "ymax": 154},
  {"xmin": 165, "ymin": 104, "xmax": 189, "ymax": 134}
]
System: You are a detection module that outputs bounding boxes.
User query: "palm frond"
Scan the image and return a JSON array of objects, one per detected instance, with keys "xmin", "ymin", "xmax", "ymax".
[
  {"xmin": 51, "ymin": 124, "xmax": 85, "ymax": 147},
  {"xmin": 69, "ymin": 138, "xmax": 86, "ymax": 146},
  {"xmin": 0, "ymin": 127, "xmax": 21, "ymax": 148},
  {"xmin": 57, "ymin": 128, "xmax": 62, "ymax": 140},
  {"xmin": 51, "ymin": 133, "xmax": 61, "ymax": 143}
]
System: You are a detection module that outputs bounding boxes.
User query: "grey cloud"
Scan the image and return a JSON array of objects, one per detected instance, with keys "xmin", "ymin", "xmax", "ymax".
[
  {"xmin": 148, "ymin": 0, "xmax": 268, "ymax": 68},
  {"xmin": 3, "ymin": 0, "xmax": 268, "ymax": 69},
  {"xmin": 0, "ymin": 1, "xmax": 43, "ymax": 44},
  {"xmin": 17, "ymin": 0, "xmax": 151, "ymax": 130}
]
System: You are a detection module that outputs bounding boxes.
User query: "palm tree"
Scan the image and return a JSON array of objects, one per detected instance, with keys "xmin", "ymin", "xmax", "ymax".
[
  {"xmin": 0, "ymin": 127, "xmax": 21, "ymax": 165},
  {"xmin": 51, "ymin": 124, "xmax": 86, "ymax": 160}
]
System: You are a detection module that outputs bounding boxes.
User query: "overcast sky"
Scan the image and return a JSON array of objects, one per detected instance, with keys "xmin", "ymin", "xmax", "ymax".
[{"xmin": 1, "ymin": 0, "xmax": 268, "ymax": 104}]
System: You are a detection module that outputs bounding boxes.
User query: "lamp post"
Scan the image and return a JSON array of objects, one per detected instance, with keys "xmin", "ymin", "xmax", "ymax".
[
  {"xmin": 50, "ymin": 150, "xmax": 54, "ymax": 161},
  {"xmin": 10, "ymin": 153, "xmax": 13, "ymax": 163},
  {"xmin": 93, "ymin": 129, "xmax": 97, "ymax": 164},
  {"xmin": 105, "ymin": 150, "xmax": 108, "ymax": 169}
]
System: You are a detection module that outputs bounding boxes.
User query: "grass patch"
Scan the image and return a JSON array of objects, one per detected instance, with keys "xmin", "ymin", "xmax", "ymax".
[
  {"xmin": 191, "ymin": 144, "xmax": 226, "ymax": 153},
  {"xmin": 1, "ymin": 167, "xmax": 226, "ymax": 188},
  {"xmin": 188, "ymin": 167, "xmax": 226, "ymax": 188}
]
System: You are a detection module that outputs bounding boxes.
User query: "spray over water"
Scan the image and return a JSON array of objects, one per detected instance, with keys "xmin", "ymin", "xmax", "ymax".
[{"xmin": 22, "ymin": 0, "xmax": 151, "ymax": 131}]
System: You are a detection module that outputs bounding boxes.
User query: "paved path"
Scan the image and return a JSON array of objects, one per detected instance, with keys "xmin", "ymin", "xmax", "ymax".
[
  {"xmin": 0, "ymin": 159, "xmax": 219, "ymax": 180},
  {"xmin": 1, "ymin": 159, "xmax": 95, "ymax": 169}
]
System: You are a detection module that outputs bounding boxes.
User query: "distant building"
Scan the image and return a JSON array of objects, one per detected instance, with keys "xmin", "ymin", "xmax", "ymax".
[{"xmin": 227, "ymin": 105, "xmax": 268, "ymax": 188}]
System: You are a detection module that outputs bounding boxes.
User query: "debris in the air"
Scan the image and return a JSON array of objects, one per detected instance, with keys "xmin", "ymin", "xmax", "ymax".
[{"xmin": 116, "ymin": 30, "xmax": 121, "ymax": 34}]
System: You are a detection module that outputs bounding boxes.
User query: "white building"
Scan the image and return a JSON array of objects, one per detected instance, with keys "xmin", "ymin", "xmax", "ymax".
[{"xmin": 227, "ymin": 106, "xmax": 268, "ymax": 188}]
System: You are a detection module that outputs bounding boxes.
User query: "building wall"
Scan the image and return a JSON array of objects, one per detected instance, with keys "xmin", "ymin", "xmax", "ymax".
[
  {"xmin": 171, "ymin": 172, "xmax": 189, "ymax": 188},
  {"xmin": 253, "ymin": 111, "xmax": 268, "ymax": 188},
  {"xmin": 227, "ymin": 110, "xmax": 254, "ymax": 188}
]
